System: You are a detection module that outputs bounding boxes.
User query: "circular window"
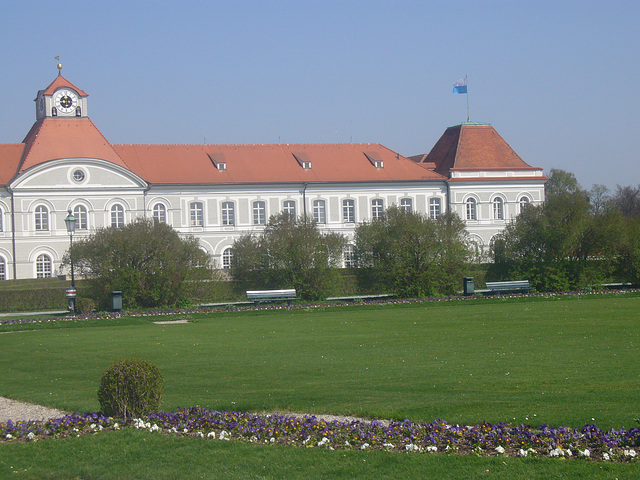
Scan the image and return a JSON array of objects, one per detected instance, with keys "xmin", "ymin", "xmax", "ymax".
[{"xmin": 72, "ymin": 169, "xmax": 86, "ymax": 183}]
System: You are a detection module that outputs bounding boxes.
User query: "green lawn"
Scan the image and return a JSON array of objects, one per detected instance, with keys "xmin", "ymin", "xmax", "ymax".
[{"xmin": 1, "ymin": 293, "xmax": 639, "ymax": 478}]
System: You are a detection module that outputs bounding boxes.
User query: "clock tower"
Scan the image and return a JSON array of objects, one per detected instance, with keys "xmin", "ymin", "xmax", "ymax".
[{"xmin": 35, "ymin": 64, "xmax": 89, "ymax": 120}]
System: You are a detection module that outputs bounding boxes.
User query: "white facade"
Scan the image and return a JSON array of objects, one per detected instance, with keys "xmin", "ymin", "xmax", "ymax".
[{"xmin": 0, "ymin": 73, "xmax": 546, "ymax": 280}]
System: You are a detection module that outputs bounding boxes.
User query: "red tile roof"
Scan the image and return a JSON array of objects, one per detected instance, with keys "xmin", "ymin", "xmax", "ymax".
[
  {"xmin": 422, "ymin": 123, "xmax": 540, "ymax": 176},
  {"xmin": 41, "ymin": 75, "xmax": 88, "ymax": 97},
  {"xmin": 18, "ymin": 118, "xmax": 129, "ymax": 173},
  {"xmin": 113, "ymin": 142, "xmax": 445, "ymax": 185},
  {"xmin": 0, "ymin": 144, "xmax": 25, "ymax": 184}
]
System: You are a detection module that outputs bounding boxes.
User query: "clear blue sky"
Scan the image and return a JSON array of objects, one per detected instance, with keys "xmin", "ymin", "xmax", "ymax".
[{"xmin": 2, "ymin": 0, "xmax": 638, "ymax": 190}]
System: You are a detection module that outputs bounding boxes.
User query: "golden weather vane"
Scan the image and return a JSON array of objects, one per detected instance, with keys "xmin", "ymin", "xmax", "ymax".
[{"xmin": 55, "ymin": 55, "xmax": 62, "ymax": 75}]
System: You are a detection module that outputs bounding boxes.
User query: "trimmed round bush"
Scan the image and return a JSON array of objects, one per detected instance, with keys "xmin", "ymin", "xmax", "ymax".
[{"xmin": 97, "ymin": 358, "xmax": 163, "ymax": 419}]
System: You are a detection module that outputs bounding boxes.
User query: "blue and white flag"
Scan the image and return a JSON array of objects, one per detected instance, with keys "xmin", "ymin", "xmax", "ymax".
[{"xmin": 453, "ymin": 78, "xmax": 467, "ymax": 94}]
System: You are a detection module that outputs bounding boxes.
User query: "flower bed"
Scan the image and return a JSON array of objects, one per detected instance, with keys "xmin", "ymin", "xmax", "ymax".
[{"xmin": 1, "ymin": 408, "xmax": 638, "ymax": 462}]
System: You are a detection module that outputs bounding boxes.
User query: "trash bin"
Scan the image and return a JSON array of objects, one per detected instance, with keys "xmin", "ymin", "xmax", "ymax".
[
  {"xmin": 111, "ymin": 291, "xmax": 123, "ymax": 312},
  {"xmin": 463, "ymin": 277, "xmax": 474, "ymax": 296}
]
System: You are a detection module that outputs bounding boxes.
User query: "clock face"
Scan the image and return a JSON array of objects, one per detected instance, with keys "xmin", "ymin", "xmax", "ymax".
[{"xmin": 54, "ymin": 89, "xmax": 78, "ymax": 114}]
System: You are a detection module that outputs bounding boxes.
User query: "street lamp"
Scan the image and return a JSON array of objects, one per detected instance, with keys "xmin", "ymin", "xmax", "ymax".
[{"xmin": 64, "ymin": 209, "xmax": 77, "ymax": 313}]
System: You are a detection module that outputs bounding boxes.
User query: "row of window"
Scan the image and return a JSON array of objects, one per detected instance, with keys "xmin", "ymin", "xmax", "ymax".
[
  {"xmin": 2, "ymin": 196, "xmax": 530, "ymax": 234},
  {"xmin": 219, "ymin": 243, "xmax": 358, "ymax": 270},
  {"xmin": 0, "ymin": 254, "xmax": 52, "ymax": 280},
  {"xmin": 187, "ymin": 197, "xmax": 442, "ymax": 227},
  {"xmin": 464, "ymin": 196, "xmax": 530, "ymax": 221}
]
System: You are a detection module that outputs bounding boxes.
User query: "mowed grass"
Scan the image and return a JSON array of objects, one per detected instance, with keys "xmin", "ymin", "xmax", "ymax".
[
  {"xmin": 1, "ymin": 293, "xmax": 640, "ymax": 479},
  {"xmin": 2, "ymin": 429, "xmax": 639, "ymax": 480},
  {"xmin": 1, "ymin": 292, "xmax": 639, "ymax": 429}
]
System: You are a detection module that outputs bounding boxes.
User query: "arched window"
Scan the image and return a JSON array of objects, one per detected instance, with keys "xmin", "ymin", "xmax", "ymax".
[
  {"xmin": 152, "ymin": 203, "xmax": 167, "ymax": 223},
  {"xmin": 253, "ymin": 201, "xmax": 266, "ymax": 225},
  {"xmin": 465, "ymin": 198, "xmax": 477, "ymax": 221},
  {"xmin": 190, "ymin": 202, "xmax": 204, "ymax": 227},
  {"xmin": 400, "ymin": 198, "xmax": 413, "ymax": 213},
  {"xmin": 313, "ymin": 200, "xmax": 326, "ymax": 224},
  {"xmin": 222, "ymin": 248, "xmax": 233, "ymax": 269},
  {"xmin": 519, "ymin": 196, "xmax": 531, "ymax": 212},
  {"xmin": 344, "ymin": 244, "xmax": 356, "ymax": 268},
  {"xmin": 110, "ymin": 204, "xmax": 125, "ymax": 228},
  {"xmin": 493, "ymin": 197, "xmax": 504, "ymax": 220},
  {"xmin": 371, "ymin": 198, "xmax": 384, "ymax": 220},
  {"xmin": 36, "ymin": 254, "xmax": 52, "ymax": 278},
  {"xmin": 0, "ymin": 257, "xmax": 5, "ymax": 280},
  {"xmin": 343, "ymin": 199, "xmax": 355, "ymax": 223},
  {"xmin": 429, "ymin": 198, "xmax": 442, "ymax": 219},
  {"xmin": 35, "ymin": 205, "xmax": 49, "ymax": 231},
  {"xmin": 283, "ymin": 200, "xmax": 296, "ymax": 219},
  {"xmin": 222, "ymin": 201, "xmax": 235, "ymax": 226},
  {"xmin": 73, "ymin": 205, "xmax": 88, "ymax": 230}
]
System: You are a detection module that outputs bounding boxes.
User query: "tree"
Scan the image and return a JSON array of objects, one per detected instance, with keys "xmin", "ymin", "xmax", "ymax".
[
  {"xmin": 354, "ymin": 207, "xmax": 469, "ymax": 297},
  {"xmin": 612, "ymin": 185, "xmax": 640, "ymax": 217},
  {"xmin": 230, "ymin": 213, "xmax": 347, "ymax": 300},
  {"xmin": 490, "ymin": 171, "xmax": 621, "ymax": 291},
  {"xmin": 63, "ymin": 218, "xmax": 213, "ymax": 309}
]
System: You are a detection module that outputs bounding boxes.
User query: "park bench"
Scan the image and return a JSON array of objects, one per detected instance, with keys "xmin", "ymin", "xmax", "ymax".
[
  {"xmin": 246, "ymin": 289, "xmax": 298, "ymax": 306},
  {"xmin": 485, "ymin": 280, "xmax": 530, "ymax": 294}
]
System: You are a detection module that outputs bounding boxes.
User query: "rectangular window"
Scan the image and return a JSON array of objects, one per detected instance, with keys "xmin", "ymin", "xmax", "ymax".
[
  {"xmin": 429, "ymin": 198, "xmax": 441, "ymax": 219},
  {"xmin": 222, "ymin": 201, "xmax": 235, "ymax": 226},
  {"xmin": 343, "ymin": 199, "xmax": 355, "ymax": 223},
  {"xmin": 400, "ymin": 198, "xmax": 413, "ymax": 213},
  {"xmin": 0, "ymin": 258, "xmax": 5, "ymax": 280},
  {"xmin": 371, "ymin": 198, "xmax": 384, "ymax": 220},
  {"xmin": 152, "ymin": 204, "xmax": 167, "ymax": 224},
  {"xmin": 313, "ymin": 200, "xmax": 326, "ymax": 224},
  {"xmin": 190, "ymin": 202, "xmax": 204, "ymax": 227},
  {"xmin": 283, "ymin": 200, "xmax": 296, "ymax": 219},
  {"xmin": 253, "ymin": 201, "xmax": 266, "ymax": 225}
]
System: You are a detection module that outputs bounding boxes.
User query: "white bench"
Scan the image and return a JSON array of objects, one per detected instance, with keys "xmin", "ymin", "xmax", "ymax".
[
  {"xmin": 246, "ymin": 289, "xmax": 298, "ymax": 306},
  {"xmin": 485, "ymin": 280, "xmax": 530, "ymax": 294}
]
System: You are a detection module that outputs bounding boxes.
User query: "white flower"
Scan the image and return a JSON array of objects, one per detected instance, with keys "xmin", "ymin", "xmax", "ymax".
[
  {"xmin": 113, "ymin": 423, "xmax": 120, "ymax": 430},
  {"xmin": 495, "ymin": 445, "xmax": 505, "ymax": 454},
  {"xmin": 270, "ymin": 437, "xmax": 275, "ymax": 443},
  {"xmin": 579, "ymin": 449, "xmax": 590, "ymax": 457},
  {"xmin": 549, "ymin": 448, "xmax": 564, "ymax": 457},
  {"xmin": 150, "ymin": 424, "xmax": 159, "ymax": 433},
  {"xmin": 518, "ymin": 448, "xmax": 528, "ymax": 457},
  {"xmin": 624, "ymin": 449, "xmax": 637, "ymax": 457},
  {"xmin": 219, "ymin": 430, "xmax": 230, "ymax": 441},
  {"xmin": 344, "ymin": 440, "xmax": 351, "ymax": 447},
  {"xmin": 303, "ymin": 436, "xmax": 311, "ymax": 445},
  {"xmin": 603, "ymin": 452, "xmax": 611, "ymax": 461},
  {"xmin": 196, "ymin": 432, "xmax": 204, "ymax": 438},
  {"xmin": 360, "ymin": 443, "xmax": 370, "ymax": 450},
  {"xmin": 317, "ymin": 437, "xmax": 330, "ymax": 447},
  {"xmin": 426, "ymin": 445, "xmax": 437, "ymax": 453},
  {"xmin": 566, "ymin": 449, "xmax": 572, "ymax": 457},
  {"xmin": 90, "ymin": 423, "xmax": 97, "ymax": 430},
  {"xmin": 383, "ymin": 443, "xmax": 394, "ymax": 448},
  {"xmin": 207, "ymin": 431, "xmax": 216, "ymax": 439},
  {"xmin": 27, "ymin": 432, "xmax": 35, "ymax": 440},
  {"xmin": 5, "ymin": 434, "xmax": 13, "ymax": 440}
]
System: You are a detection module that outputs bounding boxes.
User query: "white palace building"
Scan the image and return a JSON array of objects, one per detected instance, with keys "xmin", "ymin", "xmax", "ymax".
[{"xmin": 0, "ymin": 70, "xmax": 546, "ymax": 280}]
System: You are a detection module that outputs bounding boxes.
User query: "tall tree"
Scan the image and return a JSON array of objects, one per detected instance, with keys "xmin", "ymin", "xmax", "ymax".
[
  {"xmin": 231, "ymin": 213, "xmax": 346, "ymax": 300},
  {"xmin": 354, "ymin": 207, "xmax": 469, "ymax": 297},
  {"xmin": 63, "ymin": 218, "xmax": 214, "ymax": 309}
]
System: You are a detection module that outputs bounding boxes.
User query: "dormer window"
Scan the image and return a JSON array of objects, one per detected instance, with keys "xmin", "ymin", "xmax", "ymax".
[
  {"xmin": 208, "ymin": 154, "xmax": 226, "ymax": 171},
  {"xmin": 364, "ymin": 152, "xmax": 384, "ymax": 169},
  {"xmin": 292, "ymin": 153, "xmax": 311, "ymax": 170}
]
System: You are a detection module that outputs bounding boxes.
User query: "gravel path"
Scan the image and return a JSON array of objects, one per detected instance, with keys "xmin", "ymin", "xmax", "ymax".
[{"xmin": 0, "ymin": 397, "xmax": 67, "ymax": 423}]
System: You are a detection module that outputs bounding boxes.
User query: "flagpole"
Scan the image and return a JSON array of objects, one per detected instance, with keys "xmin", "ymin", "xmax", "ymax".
[{"xmin": 465, "ymin": 75, "xmax": 470, "ymax": 122}]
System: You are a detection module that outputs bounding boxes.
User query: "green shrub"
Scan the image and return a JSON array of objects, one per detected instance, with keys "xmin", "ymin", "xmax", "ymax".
[
  {"xmin": 97, "ymin": 359, "xmax": 164, "ymax": 419},
  {"xmin": 76, "ymin": 297, "xmax": 96, "ymax": 314}
]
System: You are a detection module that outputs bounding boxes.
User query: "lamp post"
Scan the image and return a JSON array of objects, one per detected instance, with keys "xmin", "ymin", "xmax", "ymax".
[{"xmin": 64, "ymin": 209, "xmax": 77, "ymax": 313}]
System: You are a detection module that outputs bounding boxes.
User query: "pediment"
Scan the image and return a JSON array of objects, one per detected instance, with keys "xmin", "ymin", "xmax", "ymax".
[{"xmin": 10, "ymin": 158, "xmax": 148, "ymax": 191}]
